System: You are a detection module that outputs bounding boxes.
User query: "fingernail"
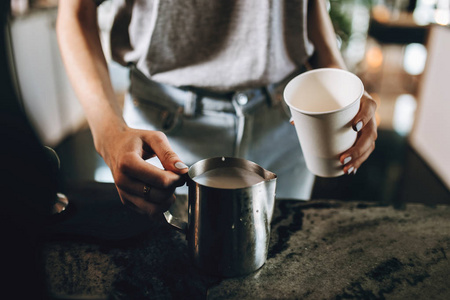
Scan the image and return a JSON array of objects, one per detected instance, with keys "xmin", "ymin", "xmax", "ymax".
[
  {"xmin": 347, "ymin": 166, "xmax": 354, "ymax": 174},
  {"xmin": 343, "ymin": 156, "xmax": 352, "ymax": 165},
  {"xmin": 175, "ymin": 162, "xmax": 188, "ymax": 169},
  {"xmin": 353, "ymin": 168, "xmax": 358, "ymax": 175},
  {"xmin": 354, "ymin": 121, "xmax": 363, "ymax": 132}
]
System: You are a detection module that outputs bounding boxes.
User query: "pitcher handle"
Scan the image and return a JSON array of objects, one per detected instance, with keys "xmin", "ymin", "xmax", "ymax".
[{"xmin": 164, "ymin": 210, "xmax": 187, "ymax": 233}]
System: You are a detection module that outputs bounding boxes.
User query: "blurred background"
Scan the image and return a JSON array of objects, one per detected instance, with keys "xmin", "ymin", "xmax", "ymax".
[{"xmin": 5, "ymin": 0, "xmax": 450, "ymax": 204}]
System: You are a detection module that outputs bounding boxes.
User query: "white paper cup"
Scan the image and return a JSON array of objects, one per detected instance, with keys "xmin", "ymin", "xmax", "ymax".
[{"xmin": 283, "ymin": 68, "xmax": 364, "ymax": 177}]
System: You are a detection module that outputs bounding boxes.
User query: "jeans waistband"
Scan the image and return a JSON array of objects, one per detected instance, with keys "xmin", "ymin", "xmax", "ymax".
[{"xmin": 128, "ymin": 65, "xmax": 301, "ymax": 117}]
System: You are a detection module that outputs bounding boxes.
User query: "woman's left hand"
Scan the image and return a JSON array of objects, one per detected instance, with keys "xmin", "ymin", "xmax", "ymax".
[{"xmin": 339, "ymin": 91, "xmax": 378, "ymax": 174}]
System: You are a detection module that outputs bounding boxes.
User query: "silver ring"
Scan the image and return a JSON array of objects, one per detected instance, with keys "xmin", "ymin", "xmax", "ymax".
[{"xmin": 143, "ymin": 185, "xmax": 151, "ymax": 195}]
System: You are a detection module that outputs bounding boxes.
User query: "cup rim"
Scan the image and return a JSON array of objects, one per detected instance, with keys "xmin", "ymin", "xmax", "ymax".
[
  {"xmin": 283, "ymin": 68, "xmax": 364, "ymax": 116},
  {"xmin": 188, "ymin": 156, "xmax": 277, "ymax": 190}
]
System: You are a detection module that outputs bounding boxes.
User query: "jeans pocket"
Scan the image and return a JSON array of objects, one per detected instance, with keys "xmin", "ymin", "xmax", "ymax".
[
  {"xmin": 168, "ymin": 111, "xmax": 236, "ymax": 164},
  {"xmin": 123, "ymin": 94, "xmax": 183, "ymax": 135}
]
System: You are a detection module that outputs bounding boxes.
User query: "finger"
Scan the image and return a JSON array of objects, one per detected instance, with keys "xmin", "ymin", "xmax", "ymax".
[
  {"xmin": 352, "ymin": 92, "xmax": 377, "ymax": 132},
  {"xmin": 120, "ymin": 189, "xmax": 175, "ymax": 217},
  {"xmin": 142, "ymin": 131, "xmax": 189, "ymax": 174},
  {"xmin": 118, "ymin": 151, "xmax": 186, "ymax": 189},
  {"xmin": 142, "ymin": 185, "xmax": 176, "ymax": 205},
  {"xmin": 343, "ymin": 142, "xmax": 375, "ymax": 174},
  {"xmin": 340, "ymin": 118, "xmax": 377, "ymax": 165},
  {"xmin": 115, "ymin": 172, "xmax": 177, "ymax": 199}
]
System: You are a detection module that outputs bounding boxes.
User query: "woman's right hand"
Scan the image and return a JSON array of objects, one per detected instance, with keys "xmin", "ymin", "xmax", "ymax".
[{"xmin": 98, "ymin": 127, "xmax": 189, "ymax": 217}]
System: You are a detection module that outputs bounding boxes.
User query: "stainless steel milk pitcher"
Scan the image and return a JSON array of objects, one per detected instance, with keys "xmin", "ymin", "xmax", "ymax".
[{"xmin": 164, "ymin": 157, "xmax": 277, "ymax": 277}]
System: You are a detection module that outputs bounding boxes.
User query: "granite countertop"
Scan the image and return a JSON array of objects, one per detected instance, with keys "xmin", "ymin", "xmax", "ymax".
[{"xmin": 41, "ymin": 182, "xmax": 450, "ymax": 299}]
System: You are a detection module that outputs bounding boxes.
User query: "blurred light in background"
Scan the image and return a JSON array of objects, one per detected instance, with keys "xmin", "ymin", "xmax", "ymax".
[
  {"xmin": 413, "ymin": 6, "xmax": 434, "ymax": 25},
  {"xmin": 414, "ymin": 0, "xmax": 450, "ymax": 25},
  {"xmin": 371, "ymin": 5, "xmax": 392, "ymax": 23},
  {"xmin": 434, "ymin": 8, "xmax": 450, "ymax": 25},
  {"xmin": 436, "ymin": 0, "xmax": 450, "ymax": 25},
  {"xmin": 344, "ymin": 4, "xmax": 371, "ymax": 69},
  {"xmin": 366, "ymin": 45, "xmax": 384, "ymax": 70},
  {"xmin": 393, "ymin": 94, "xmax": 417, "ymax": 136},
  {"xmin": 403, "ymin": 43, "xmax": 427, "ymax": 75}
]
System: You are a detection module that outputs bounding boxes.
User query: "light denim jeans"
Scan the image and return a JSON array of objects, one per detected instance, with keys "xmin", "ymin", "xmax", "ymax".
[{"xmin": 123, "ymin": 67, "xmax": 315, "ymax": 200}]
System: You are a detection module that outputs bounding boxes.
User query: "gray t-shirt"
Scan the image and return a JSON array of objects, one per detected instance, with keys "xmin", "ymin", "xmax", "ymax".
[{"xmin": 100, "ymin": 0, "xmax": 314, "ymax": 92}]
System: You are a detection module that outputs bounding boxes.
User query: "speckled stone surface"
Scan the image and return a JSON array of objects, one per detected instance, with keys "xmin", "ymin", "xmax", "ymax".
[
  {"xmin": 208, "ymin": 201, "xmax": 450, "ymax": 299},
  {"xmin": 42, "ymin": 185, "xmax": 450, "ymax": 299}
]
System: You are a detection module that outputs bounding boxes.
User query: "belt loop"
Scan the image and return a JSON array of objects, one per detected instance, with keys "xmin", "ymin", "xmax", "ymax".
[
  {"xmin": 183, "ymin": 91, "xmax": 197, "ymax": 117},
  {"xmin": 265, "ymin": 83, "xmax": 283, "ymax": 107},
  {"xmin": 231, "ymin": 97, "xmax": 246, "ymax": 157}
]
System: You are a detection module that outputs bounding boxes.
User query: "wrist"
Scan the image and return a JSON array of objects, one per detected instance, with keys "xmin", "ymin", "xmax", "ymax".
[{"xmin": 91, "ymin": 119, "xmax": 129, "ymax": 159}]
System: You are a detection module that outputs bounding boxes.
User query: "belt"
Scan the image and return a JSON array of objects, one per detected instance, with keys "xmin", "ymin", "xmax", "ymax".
[
  {"xmin": 128, "ymin": 65, "xmax": 298, "ymax": 118},
  {"xmin": 128, "ymin": 65, "xmax": 302, "ymax": 156}
]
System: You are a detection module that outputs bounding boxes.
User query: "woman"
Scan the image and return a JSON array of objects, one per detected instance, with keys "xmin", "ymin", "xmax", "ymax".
[{"xmin": 57, "ymin": 0, "xmax": 377, "ymax": 217}]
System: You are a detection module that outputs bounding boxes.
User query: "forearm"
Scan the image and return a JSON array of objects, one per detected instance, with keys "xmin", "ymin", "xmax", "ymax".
[
  {"xmin": 307, "ymin": 0, "xmax": 347, "ymax": 70},
  {"xmin": 56, "ymin": 0, "xmax": 127, "ymax": 155}
]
